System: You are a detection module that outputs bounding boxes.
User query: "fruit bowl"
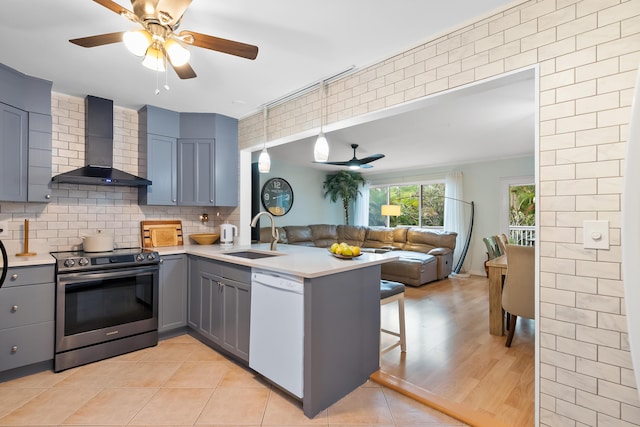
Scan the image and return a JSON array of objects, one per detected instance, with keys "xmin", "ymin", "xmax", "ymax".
[
  {"xmin": 331, "ymin": 252, "xmax": 363, "ymax": 259},
  {"xmin": 189, "ymin": 233, "xmax": 220, "ymax": 245}
]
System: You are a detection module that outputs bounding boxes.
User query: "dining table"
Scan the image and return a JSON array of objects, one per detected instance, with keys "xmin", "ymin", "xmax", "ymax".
[{"xmin": 486, "ymin": 254, "xmax": 508, "ymax": 335}]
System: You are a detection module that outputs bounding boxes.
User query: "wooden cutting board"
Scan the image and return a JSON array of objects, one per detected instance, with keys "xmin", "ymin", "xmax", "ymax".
[{"xmin": 141, "ymin": 220, "xmax": 183, "ymax": 248}]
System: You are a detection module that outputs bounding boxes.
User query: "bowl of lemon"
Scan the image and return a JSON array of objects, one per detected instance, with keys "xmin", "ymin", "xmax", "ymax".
[{"xmin": 329, "ymin": 242, "xmax": 362, "ymax": 259}]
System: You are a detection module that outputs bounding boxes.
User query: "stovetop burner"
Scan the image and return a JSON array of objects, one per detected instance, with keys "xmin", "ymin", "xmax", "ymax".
[{"xmin": 51, "ymin": 247, "xmax": 159, "ymax": 272}]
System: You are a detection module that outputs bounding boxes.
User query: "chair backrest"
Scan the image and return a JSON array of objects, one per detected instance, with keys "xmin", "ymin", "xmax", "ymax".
[
  {"xmin": 502, "ymin": 244, "xmax": 535, "ymax": 319},
  {"xmin": 495, "ymin": 233, "xmax": 508, "ymax": 255},
  {"xmin": 483, "ymin": 236, "xmax": 501, "ymax": 259}
]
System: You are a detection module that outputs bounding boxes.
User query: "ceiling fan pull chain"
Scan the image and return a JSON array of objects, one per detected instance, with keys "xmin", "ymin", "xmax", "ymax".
[
  {"xmin": 154, "ymin": 67, "xmax": 160, "ymax": 95},
  {"xmin": 163, "ymin": 55, "xmax": 170, "ymax": 91}
]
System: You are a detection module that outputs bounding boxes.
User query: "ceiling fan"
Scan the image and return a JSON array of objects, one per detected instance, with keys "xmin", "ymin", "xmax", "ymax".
[
  {"xmin": 69, "ymin": 0, "xmax": 258, "ymax": 79},
  {"xmin": 316, "ymin": 144, "xmax": 385, "ymax": 169}
]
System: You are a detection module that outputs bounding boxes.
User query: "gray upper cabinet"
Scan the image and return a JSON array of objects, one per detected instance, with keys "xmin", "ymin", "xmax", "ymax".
[
  {"xmin": 139, "ymin": 106, "xmax": 238, "ymax": 207},
  {"xmin": 0, "ymin": 103, "xmax": 28, "ymax": 201},
  {"xmin": 0, "ymin": 63, "xmax": 52, "ymax": 203},
  {"xmin": 214, "ymin": 114, "xmax": 239, "ymax": 206},
  {"xmin": 138, "ymin": 105, "xmax": 179, "ymax": 206},
  {"xmin": 178, "ymin": 137, "xmax": 215, "ymax": 206}
]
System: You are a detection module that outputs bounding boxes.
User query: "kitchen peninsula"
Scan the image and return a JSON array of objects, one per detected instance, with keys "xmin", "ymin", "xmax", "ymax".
[{"xmin": 165, "ymin": 243, "xmax": 398, "ymax": 418}]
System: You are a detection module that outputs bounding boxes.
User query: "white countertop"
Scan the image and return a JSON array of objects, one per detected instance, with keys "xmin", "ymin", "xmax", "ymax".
[
  {"xmin": 1, "ymin": 251, "xmax": 56, "ymax": 268},
  {"xmin": 162, "ymin": 243, "xmax": 398, "ymax": 278},
  {"xmin": 1, "ymin": 243, "xmax": 398, "ymax": 278}
]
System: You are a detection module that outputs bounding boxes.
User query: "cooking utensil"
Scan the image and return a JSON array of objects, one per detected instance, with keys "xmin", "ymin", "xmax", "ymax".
[
  {"xmin": 82, "ymin": 230, "xmax": 114, "ymax": 252},
  {"xmin": 141, "ymin": 220, "xmax": 184, "ymax": 248},
  {"xmin": 15, "ymin": 219, "xmax": 36, "ymax": 257}
]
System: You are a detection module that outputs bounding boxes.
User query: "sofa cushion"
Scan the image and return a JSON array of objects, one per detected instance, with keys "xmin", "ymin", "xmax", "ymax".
[
  {"xmin": 259, "ymin": 226, "xmax": 287, "ymax": 244},
  {"xmin": 364, "ymin": 227, "xmax": 394, "ymax": 248},
  {"xmin": 337, "ymin": 225, "xmax": 367, "ymax": 246},
  {"xmin": 309, "ymin": 224, "xmax": 338, "ymax": 248},
  {"xmin": 284, "ymin": 226, "xmax": 315, "ymax": 246},
  {"xmin": 403, "ymin": 229, "xmax": 457, "ymax": 253}
]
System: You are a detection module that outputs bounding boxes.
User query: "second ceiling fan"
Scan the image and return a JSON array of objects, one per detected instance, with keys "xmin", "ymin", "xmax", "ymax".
[
  {"xmin": 70, "ymin": 0, "xmax": 258, "ymax": 79},
  {"xmin": 316, "ymin": 144, "xmax": 385, "ymax": 169}
]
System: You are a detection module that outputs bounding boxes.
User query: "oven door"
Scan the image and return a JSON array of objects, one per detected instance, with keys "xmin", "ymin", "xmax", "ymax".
[{"xmin": 55, "ymin": 265, "xmax": 159, "ymax": 353}]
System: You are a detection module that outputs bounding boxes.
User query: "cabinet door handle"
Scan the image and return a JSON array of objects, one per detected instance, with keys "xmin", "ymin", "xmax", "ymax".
[
  {"xmin": 11, "ymin": 346, "xmax": 18, "ymax": 353},
  {"xmin": 10, "ymin": 274, "xmax": 18, "ymax": 280},
  {"xmin": 45, "ymin": 194, "xmax": 51, "ymax": 199},
  {"xmin": 11, "ymin": 305, "xmax": 18, "ymax": 313},
  {"xmin": 159, "ymin": 258, "xmax": 164, "ymax": 264}
]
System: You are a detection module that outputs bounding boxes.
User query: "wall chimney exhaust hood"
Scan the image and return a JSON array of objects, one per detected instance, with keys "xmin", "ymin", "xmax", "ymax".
[{"xmin": 52, "ymin": 95, "xmax": 151, "ymax": 187}]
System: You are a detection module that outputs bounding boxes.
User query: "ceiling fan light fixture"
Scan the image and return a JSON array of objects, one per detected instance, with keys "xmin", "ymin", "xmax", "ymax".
[
  {"xmin": 142, "ymin": 45, "xmax": 166, "ymax": 71},
  {"xmin": 314, "ymin": 132, "xmax": 329, "ymax": 162},
  {"xmin": 349, "ymin": 164, "xmax": 361, "ymax": 170},
  {"xmin": 123, "ymin": 29, "xmax": 151, "ymax": 56},
  {"xmin": 164, "ymin": 38, "xmax": 190, "ymax": 66}
]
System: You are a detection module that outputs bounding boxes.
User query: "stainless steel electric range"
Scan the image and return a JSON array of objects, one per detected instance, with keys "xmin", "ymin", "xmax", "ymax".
[{"xmin": 50, "ymin": 248, "xmax": 160, "ymax": 372}]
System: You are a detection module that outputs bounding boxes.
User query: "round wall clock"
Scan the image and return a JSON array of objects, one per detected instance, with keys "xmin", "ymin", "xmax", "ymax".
[{"xmin": 261, "ymin": 178, "xmax": 294, "ymax": 216}]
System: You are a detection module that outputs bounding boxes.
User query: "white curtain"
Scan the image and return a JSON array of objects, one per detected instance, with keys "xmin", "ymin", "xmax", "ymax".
[
  {"xmin": 354, "ymin": 181, "xmax": 370, "ymax": 226},
  {"xmin": 444, "ymin": 171, "xmax": 467, "ymax": 273}
]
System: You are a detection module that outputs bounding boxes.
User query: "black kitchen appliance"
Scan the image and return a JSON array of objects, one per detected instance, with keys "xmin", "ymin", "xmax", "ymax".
[{"xmin": 50, "ymin": 247, "xmax": 160, "ymax": 372}]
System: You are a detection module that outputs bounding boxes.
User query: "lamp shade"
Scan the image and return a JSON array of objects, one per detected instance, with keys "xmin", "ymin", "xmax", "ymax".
[
  {"xmin": 381, "ymin": 204, "xmax": 401, "ymax": 216},
  {"xmin": 314, "ymin": 132, "xmax": 329, "ymax": 162},
  {"xmin": 165, "ymin": 39, "xmax": 190, "ymax": 66},
  {"xmin": 258, "ymin": 147, "xmax": 271, "ymax": 173},
  {"xmin": 142, "ymin": 45, "xmax": 165, "ymax": 71},
  {"xmin": 123, "ymin": 30, "xmax": 151, "ymax": 56}
]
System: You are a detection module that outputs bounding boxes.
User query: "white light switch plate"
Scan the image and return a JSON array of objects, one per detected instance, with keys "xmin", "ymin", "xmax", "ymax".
[
  {"xmin": 583, "ymin": 220, "xmax": 609, "ymax": 250},
  {"xmin": 0, "ymin": 220, "xmax": 8, "ymax": 237}
]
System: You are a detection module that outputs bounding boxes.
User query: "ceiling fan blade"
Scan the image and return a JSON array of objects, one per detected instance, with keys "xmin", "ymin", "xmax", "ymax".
[
  {"xmin": 315, "ymin": 161, "xmax": 349, "ymax": 166},
  {"xmin": 358, "ymin": 154, "xmax": 385, "ymax": 164},
  {"xmin": 178, "ymin": 30, "xmax": 258, "ymax": 60},
  {"xmin": 69, "ymin": 32, "xmax": 125, "ymax": 47},
  {"xmin": 171, "ymin": 61, "xmax": 197, "ymax": 79},
  {"xmin": 93, "ymin": 0, "xmax": 131, "ymax": 15}
]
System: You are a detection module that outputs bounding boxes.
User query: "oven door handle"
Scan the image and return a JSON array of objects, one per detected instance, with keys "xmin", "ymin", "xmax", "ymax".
[{"xmin": 58, "ymin": 265, "xmax": 159, "ymax": 286}]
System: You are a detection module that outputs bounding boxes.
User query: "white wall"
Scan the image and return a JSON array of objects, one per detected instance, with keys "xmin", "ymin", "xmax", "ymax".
[{"xmin": 256, "ymin": 159, "xmax": 342, "ymax": 227}]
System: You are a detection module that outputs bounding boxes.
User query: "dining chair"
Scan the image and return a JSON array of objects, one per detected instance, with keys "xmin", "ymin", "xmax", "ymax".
[
  {"xmin": 502, "ymin": 244, "xmax": 535, "ymax": 347},
  {"xmin": 496, "ymin": 233, "xmax": 508, "ymax": 255}
]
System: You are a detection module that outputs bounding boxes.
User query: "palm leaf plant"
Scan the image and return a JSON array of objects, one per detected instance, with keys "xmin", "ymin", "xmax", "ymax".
[{"xmin": 322, "ymin": 170, "xmax": 366, "ymax": 224}]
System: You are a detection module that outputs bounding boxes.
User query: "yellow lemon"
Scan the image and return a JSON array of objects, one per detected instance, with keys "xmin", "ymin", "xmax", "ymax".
[
  {"xmin": 342, "ymin": 247, "xmax": 353, "ymax": 256},
  {"xmin": 335, "ymin": 245, "xmax": 343, "ymax": 255},
  {"xmin": 351, "ymin": 246, "xmax": 361, "ymax": 256},
  {"xmin": 330, "ymin": 243, "xmax": 339, "ymax": 253}
]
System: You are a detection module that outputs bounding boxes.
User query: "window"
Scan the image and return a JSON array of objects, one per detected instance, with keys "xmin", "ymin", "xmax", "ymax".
[
  {"xmin": 500, "ymin": 177, "xmax": 535, "ymax": 246},
  {"xmin": 369, "ymin": 182, "xmax": 445, "ymax": 227}
]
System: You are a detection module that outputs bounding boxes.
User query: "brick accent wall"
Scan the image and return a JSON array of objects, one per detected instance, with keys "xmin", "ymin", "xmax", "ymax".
[{"xmin": 238, "ymin": 0, "xmax": 640, "ymax": 425}]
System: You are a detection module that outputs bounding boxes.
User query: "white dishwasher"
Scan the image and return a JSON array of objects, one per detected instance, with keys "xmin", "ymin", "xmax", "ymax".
[{"xmin": 249, "ymin": 269, "xmax": 304, "ymax": 398}]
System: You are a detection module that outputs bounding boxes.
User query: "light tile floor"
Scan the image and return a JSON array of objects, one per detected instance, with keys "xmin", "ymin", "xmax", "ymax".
[{"xmin": 0, "ymin": 334, "xmax": 466, "ymax": 426}]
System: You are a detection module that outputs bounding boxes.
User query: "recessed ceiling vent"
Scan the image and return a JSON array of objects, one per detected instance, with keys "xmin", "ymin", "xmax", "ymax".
[{"xmin": 52, "ymin": 95, "xmax": 151, "ymax": 187}]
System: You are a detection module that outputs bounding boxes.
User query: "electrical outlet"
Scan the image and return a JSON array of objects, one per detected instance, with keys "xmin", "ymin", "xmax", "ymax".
[{"xmin": 0, "ymin": 220, "xmax": 9, "ymax": 237}]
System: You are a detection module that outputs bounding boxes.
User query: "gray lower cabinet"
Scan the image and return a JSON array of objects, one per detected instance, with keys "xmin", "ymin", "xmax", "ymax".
[
  {"xmin": 188, "ymin": 256, "xmax": 250, "ymax": 361},
  {"xmin": 0, "ymin": 265, "xmax": 55, "ymax": 372},
  {"xmin": 158, "ymin": 254, "xmax": 187, "ymax": 333}
]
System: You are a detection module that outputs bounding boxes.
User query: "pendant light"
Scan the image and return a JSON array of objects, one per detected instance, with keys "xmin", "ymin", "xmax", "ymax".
[
  {"xmin": 258, "ymin": 106, "xmax": 271, "ymax": 173},
  {"xmin": 314, "ymin": 81, "xmax": 329, "ymax": 162}
]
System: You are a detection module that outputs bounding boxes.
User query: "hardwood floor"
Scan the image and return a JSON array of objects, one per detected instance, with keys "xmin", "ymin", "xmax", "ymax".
[{"xmin": 377, "ymin": 274, "xmax": 535, "ymax": 427}]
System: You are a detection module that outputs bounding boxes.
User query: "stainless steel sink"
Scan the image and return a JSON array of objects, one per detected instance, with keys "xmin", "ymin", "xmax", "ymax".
[{"xmin": 224, "ymin": 250, "xmax": 282, "ymax": 259}]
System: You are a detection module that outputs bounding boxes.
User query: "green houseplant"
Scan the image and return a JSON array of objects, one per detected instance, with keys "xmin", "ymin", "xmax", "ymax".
[{"xmin": 322, "ymin": 170, "xmax": 366, "ymax": 224}]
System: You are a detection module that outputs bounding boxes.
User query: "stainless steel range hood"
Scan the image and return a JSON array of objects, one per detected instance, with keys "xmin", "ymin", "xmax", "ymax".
[{"xmin": 52, "ymin": 96, "xmax": 151, "ymax": 187}]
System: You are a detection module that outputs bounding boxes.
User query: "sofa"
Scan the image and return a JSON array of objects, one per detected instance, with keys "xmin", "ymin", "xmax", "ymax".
[{"xmin": 259, "ymin": 224, "xmax": 457, "ymax": 286}]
